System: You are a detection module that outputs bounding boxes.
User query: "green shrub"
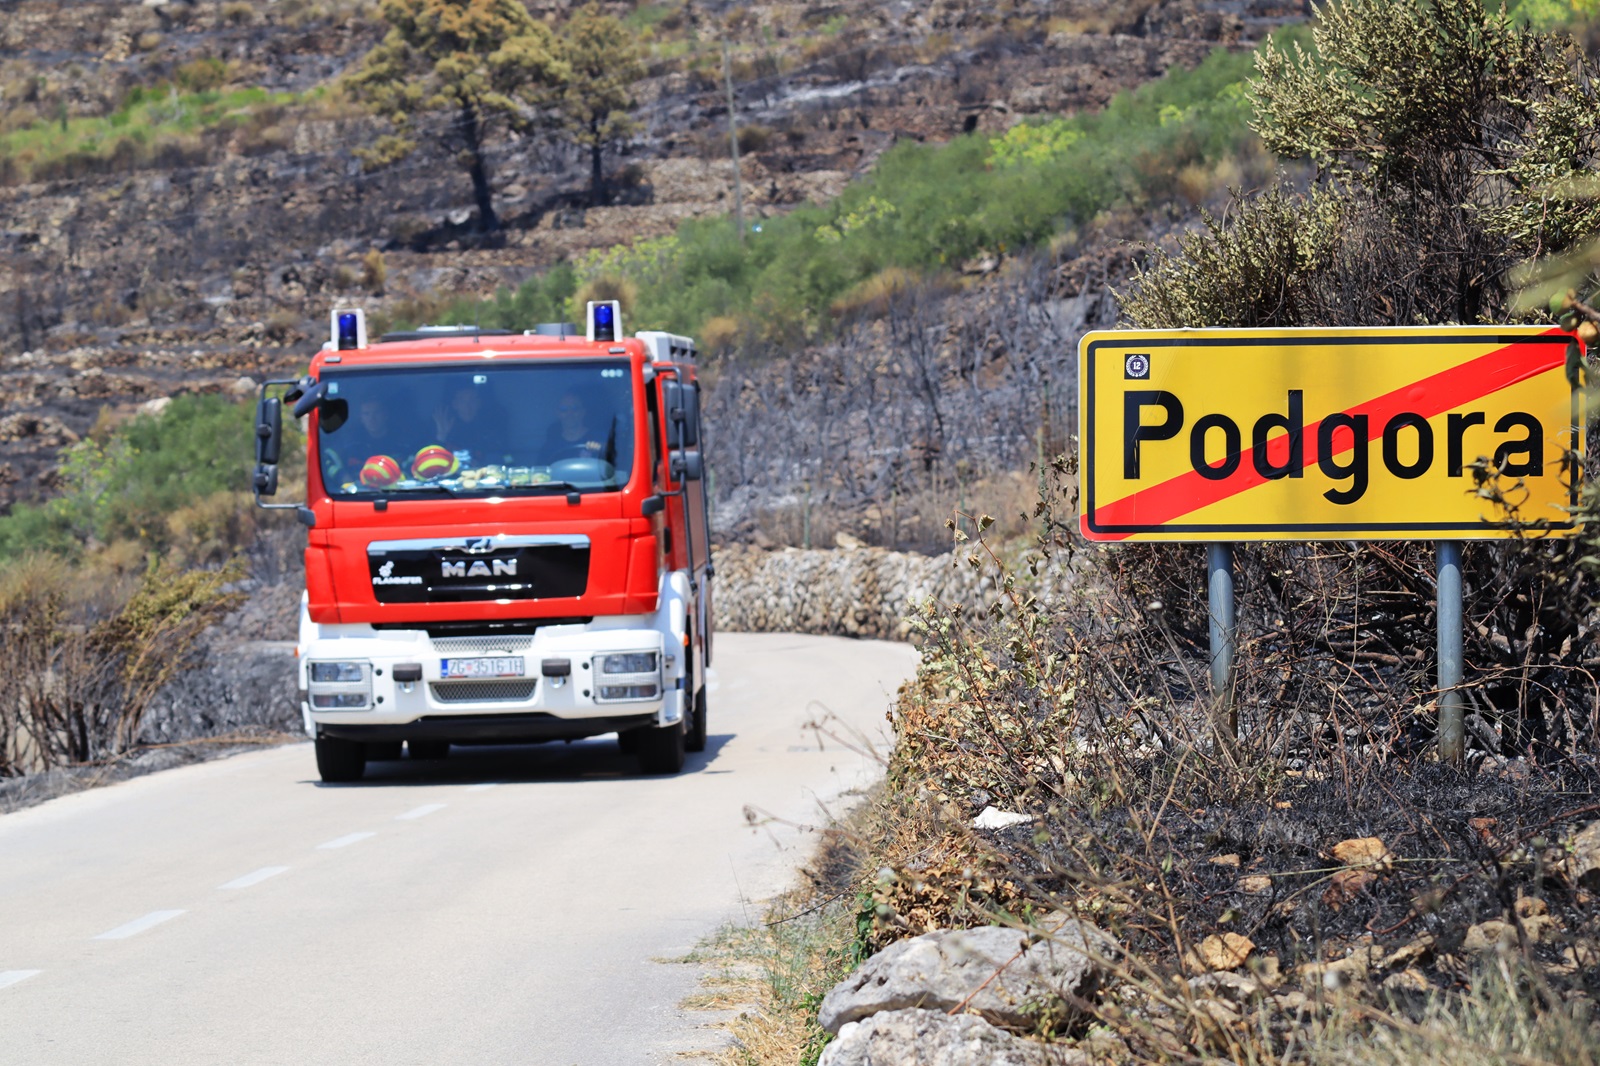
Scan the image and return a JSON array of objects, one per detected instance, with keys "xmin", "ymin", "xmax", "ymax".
[
  {"xmin": 0, "ymin": 394, "xmax": 293, "ymax": 558},
  {"xmin": 400, "ymin": 261, "xmax": 580, "ymax": 332}
]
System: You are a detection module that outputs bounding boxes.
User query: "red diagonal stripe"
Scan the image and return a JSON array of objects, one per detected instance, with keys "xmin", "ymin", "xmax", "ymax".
[{"xmin": 1089, "ymin": 334, "xmax": 1568, "ymax": 539}]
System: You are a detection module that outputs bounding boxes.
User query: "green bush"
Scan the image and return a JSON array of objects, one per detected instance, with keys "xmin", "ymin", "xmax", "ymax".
[{"xmin": 0, "ymin": 394, "xmax": 284, "ymax": 557}]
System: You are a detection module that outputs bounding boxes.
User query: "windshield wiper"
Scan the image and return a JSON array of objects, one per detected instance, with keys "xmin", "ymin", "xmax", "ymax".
[
  {"xmin": 380, "ymin": 480, "xmax": 605, "ymax": 498},
  {"xmin": 395, "ymin": 483, "xmax": 464, "ymax": 497}
]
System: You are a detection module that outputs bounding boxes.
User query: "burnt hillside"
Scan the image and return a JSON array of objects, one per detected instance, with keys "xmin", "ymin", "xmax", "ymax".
[{"xmin": 0, "ymin": 0, "xmax": 1303, "ymax": 512}]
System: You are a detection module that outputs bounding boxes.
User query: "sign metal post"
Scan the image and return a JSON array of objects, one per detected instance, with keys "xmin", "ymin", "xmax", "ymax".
[
  {"xmin": 1207, "ymin": 542, "xmax": 1236, "ymax": 741},
  {"xmin": 1437, "ymin": 541, "xmax": 1465, "ymax": 764}
]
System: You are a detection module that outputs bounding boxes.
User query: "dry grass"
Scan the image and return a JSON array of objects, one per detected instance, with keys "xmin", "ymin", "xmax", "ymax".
[{"xmin": 672, "ymin": 790, "xmax": 894, "ymax": 1066}]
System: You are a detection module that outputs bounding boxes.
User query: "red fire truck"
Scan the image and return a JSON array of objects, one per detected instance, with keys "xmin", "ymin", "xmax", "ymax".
[{"xmin": 252, "ymin": 302, "xmax": 713, "ymax": 782}]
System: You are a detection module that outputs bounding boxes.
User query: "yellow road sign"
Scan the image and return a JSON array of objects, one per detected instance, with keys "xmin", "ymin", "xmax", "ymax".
[{"xmin": 1078, "ymin": 327, "xmax": 1584, "ymax": 542}]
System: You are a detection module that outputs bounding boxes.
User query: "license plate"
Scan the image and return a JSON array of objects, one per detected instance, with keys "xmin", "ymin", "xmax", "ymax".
[{"xmin": 439, "ymin": 656, "xmax": 525, "ymax": 679}]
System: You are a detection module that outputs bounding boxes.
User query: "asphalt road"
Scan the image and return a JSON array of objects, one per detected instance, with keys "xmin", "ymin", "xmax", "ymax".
[{"xmin": 0, "ymin": 633, "xmax": 918, "ymax": 1066}]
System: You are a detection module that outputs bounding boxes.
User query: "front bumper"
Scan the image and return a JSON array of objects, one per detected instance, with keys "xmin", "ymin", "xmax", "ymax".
[
  {"xmin": 298, "ymin": 620, "xmax": 683, "ymax": 740},
  {"xmin": 317, "ymin": 712, "xmax": 660, "ymax": 744}
]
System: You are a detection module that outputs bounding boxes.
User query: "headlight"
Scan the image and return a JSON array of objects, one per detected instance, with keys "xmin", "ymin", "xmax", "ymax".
[
  {"xmin": 600, "ymin": 652, "xmax": 657, "ymax": 675},
  {"xmin": 310, "ymin": 662, "xmax": 366, "ymax": 683},
  {"xmin": 307, "ymin": 660, "xmax": 372, "ymax": 711},
  {"xmin": 599, "ymin": 683, "xmax": 659, "ymax": 701}
]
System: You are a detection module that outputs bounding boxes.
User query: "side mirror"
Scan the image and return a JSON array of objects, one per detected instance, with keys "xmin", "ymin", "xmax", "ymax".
[
  {"xmin": 663, "ymin": 380, "xmax": 701, "ymax": 450},
  {"xmin": 664, "ymin": 380, "xmax": 685, "ymax": 449},
  {"xmin": 671, "ymin": 452, "xmax": 704, "ymax": 482},
  {"xmin": 683, "ymin": 383, "xmax": 701, "ymax": 448},
  {"xmin": 641, "ymin": 494, "xmax": 665, "ymax": 517},
  {"xmin": 255, "ymin": 397, "xmax": 282, "ymax": 465},
  {"xmin": 254, "ymin": 396, "xmax": 282, "ymax": 497}
]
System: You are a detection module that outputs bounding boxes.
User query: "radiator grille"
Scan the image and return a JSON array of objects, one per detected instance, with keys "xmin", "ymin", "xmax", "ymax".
[
  {"xmin": 430, "ymin": 680, "xmax": 539, "ymax": 704},
  {"xmin": 432, "ymin": 636, "xmax": 535, "ymax": 655}
]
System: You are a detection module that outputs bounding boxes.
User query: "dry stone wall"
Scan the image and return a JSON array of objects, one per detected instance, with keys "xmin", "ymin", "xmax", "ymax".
[{"xmin": 712, "ymin": 544, "xmax": 993, "ymax": 641}]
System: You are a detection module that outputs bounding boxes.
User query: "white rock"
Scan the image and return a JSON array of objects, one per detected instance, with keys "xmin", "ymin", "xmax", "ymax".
[
  {"xmin": 817, "ymin": 922, "xmax": 1114, "ymax": 1034},
  {"xmin": 972, "ymin": 806, "xmax": 1033, "ymax": 830},
  {"xmin": 818, "ymin": 1009, "xmax": 1087, "ymax": 1066}
]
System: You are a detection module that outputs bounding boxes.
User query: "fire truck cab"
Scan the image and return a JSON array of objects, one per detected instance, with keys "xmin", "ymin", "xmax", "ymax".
[{"xmin": 252, "ymin": 304, "xmax": 713, "ymax": 782}]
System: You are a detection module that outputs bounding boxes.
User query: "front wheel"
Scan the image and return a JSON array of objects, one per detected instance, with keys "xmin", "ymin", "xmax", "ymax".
[
  {"xmin": 636, "ymin": 717, "xmax": 686, "ymax": 775},
  {"xmin": 686, "ymin": 687, "xmax": 707, "ymax": 753},
  {"xmin": 315, "ymin": 736, "xmax": 366, "ymax": 783}
]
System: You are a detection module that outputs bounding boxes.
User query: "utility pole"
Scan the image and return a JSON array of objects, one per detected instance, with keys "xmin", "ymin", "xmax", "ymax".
[{"xmin": 722, "ymin": 39, "xmax": 745, "ymax": 245}]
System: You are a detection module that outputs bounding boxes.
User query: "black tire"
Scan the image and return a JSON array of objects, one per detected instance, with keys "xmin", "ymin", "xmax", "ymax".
[
  {"xmin": 616, "ymin": 728, "xmax": 643, "ymax": 754},
  {"xmin": 367, "ymin": 741, "xmax": 403, "ymax": 762},
  {"xmin": 315, "ymin": 736, "xmax": 366, "ymax": 783},
  {"xmin": 686, "ymin": 686, "xmax": 707, "ymax": 753},
  {"xmin": 636, "ymin": 717, "xmax": 686, "ymax": 774},
  {"xmin": 408, "ymin": 739, "xmax": 450, "ymax": 760}
]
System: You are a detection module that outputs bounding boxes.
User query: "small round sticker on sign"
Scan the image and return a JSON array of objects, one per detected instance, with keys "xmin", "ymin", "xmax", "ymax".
[{"xmin": 1125, "ymin": 353, "xmax": 1150, "ymax": 380}]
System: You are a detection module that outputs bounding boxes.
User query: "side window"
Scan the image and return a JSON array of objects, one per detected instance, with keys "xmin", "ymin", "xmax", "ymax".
[{"xmin": 645, "ymin": 379, "xmax": 663, "ymax": 488}]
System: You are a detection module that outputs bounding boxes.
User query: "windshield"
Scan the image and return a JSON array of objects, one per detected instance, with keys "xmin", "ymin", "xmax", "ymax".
[{"xmin": 317, "ymin": 361, "xmax": 634, "ymax": 497}]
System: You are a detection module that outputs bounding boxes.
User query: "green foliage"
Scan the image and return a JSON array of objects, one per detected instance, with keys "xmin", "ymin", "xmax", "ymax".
[
  {"xmin": 438, "ymin": 43, "xmax": 1265, "ymax": 345},
  {"xmin": 1253, "ymin": 0, "xmax": 1548, "ymax": 188},
  {"xmin": 557, "ymin": 2, "xmax": 645, "ymax": 204},
  {"xmin": 0, "ymin": 395, "xmax": 282, "ymax": 558},
  {"xmin": 348, "ymin": 0, "xmax": 568, "ymax": 228},
  {"xmin": 987, "ymin": 120, "xmax": 1084, "ymax": 169},
  {"xmin": 0, "ymin": 85, "xmax": 293, "ymax": 185},
  {"xmin": 1139, "ymin": 0, "xmax": 1600, "ymax": 329},
  {"xmin": 411, "ymin": 261, "xmax": 579, "ymax": 331},
  {"xmin": 1253, "ymin": 0, "xmax": 1600, "ymax": 263},
  {"xmin": 1123, "ymin": 188, "xmax": 1347, "ymax": 329},
  {"xmin": 1508, "ymin": 0, "xmax": 1600, "ymax": 30}
]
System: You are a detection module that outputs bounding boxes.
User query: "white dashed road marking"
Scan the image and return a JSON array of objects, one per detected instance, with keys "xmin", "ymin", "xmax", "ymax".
[
  {"xmin": 0, "ymin": 970, "xmax": 41, "ymax": 989},
  {"xmin": 317, "ymin": 831, "xmax": 376, "ymax": 850},
  {"xmin": 94, "ymin": 910, "xmax": 185, "ymax": 940},
  {"xmin": 396, "ymin": 803, "xmax": 446, "ymax": 820},
  {"xmin": 219, "ymin": 866, "xmax": 290, "ymax": 890}
]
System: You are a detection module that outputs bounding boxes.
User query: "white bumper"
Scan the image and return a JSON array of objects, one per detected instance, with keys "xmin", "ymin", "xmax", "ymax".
[{"xmin": 296, "ymin": 573, "xmax": 692, "ymax": 739}]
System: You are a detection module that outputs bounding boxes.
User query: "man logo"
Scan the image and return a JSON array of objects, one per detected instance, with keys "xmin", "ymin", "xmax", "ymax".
[
  {"xmin": 442, "ymin": 559, "xmax": 517, "ymax": 578},
  {"xmin": 463, "ymin": 537, "xmax": 494, "ymax": 554},
  {"xmin": 1125, "ymin": 353, "xmax": 1151, "ymax": 380}
]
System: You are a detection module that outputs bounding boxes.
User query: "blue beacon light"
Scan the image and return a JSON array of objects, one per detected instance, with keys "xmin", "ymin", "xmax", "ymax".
[
  {"xmin": 337, "ymin": 312, "xmax": 360, "ymax": 350},
  {"xmin": 593, "ymin": 303, "xmax": 615, "ymax": 341}
]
